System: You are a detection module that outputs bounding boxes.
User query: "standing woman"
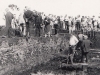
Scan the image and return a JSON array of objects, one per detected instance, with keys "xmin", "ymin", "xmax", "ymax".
[
  {"xmin": 11, "ymin": 14, "xmax": 18, "ymax": 36},
  {"xmin": 68, "ymin": 16, "xmax": 72, "ymax": 34},
  {"xmin": 87, "ymin": 25, "xmax": 92, "ymax": 39},
  {"xmin": 54, "ymin": 17, "xmax": 58, "ymax": 35},
  {"xmin": 41, "ymin": 13, "xmax": 45, "ymax": 34},
  {"xmin": 18, "ymin": 10, "xmax": 26, "ymax": 36},
  {"xmin": 50, "ymin": 18, "xmax": 54, "ymax": 36},
  {"xmin": 94, "ymin": 20, "xmax": 98, "ymax": 31},
  {"xmin": 92, "ymin": 20, "xmax": 97, "ymax": 39},
  {"xmin": 44, "ymin": 16, "xmax": 50, "ymax": 37},
  {"xmin": 71, "ymin": 18, "xmax": 76, "ymax": 34},
  {"xmin": 60, "ymin": 16, "xmax": 64, "ymax": 30}
]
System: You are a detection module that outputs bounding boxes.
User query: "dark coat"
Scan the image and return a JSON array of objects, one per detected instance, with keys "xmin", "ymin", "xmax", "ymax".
[
  {"xmin": 76, "ymin": 39, "xmax": 91, "ymax": 53},
  {"xmin": 44, "ymin": 17, "xmax": 51, "ymax": 33},
  {"xmin": 35, "ymin": 15, "xmax": 42, "ymax": 28},
  {"xmin": 5, "ymin": 11, "xmax": 13, "ymax": 28},
  {"xmin": 24, "ymin": 10, "xmax": 37, "ymax": 28},
  {"xmin": 76, "ymin": 40, "xmax": 83, "ymax": 50},
  {"xmin": 82, "ymin": 39, "xmax": 91, "ymax": 52},
  {"xmin": 5, "ymin": 11, "xmax": 13, "ymax": 36},
  {"xmin": 24, "ymin": 10, "xmax": 33, "ymax": 19},
  {"xmin": 44, "ymin": 17, "xmax": 50, "ymax": 26},
  {"xmin": 36, "ymin": 15, "xmax": 42, "ymax": 24}
]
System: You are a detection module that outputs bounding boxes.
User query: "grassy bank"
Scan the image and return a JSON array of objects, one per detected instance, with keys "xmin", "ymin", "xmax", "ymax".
[
  {"xmin": 0, "ymin": 31, "xmax": 100, "ymax": 75},
  {"xmin": 0, "ymin": 34, "xmax": 69, "ymax": 75}
]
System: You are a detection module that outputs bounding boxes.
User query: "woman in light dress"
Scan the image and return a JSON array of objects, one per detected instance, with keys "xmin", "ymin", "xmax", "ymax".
[{"xmin": 18, "ymin": 11, "xmax": 26, "ymax": 36}]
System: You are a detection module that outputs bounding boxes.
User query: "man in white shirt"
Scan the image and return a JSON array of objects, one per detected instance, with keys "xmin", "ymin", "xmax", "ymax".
[
  {"xmin": 69, "ymin": 34, "xmax": 79, "ymax": 64},
  {"xmin": 69, "ymin": 34, "xmax": 79, "ymax": 46}
]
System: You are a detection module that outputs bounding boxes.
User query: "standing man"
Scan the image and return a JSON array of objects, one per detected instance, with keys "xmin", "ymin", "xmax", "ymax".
[
  {"xmin": 97, "ymin": 16, "xmax": 100, "ymax": 31},
  {"xmin": 68, "ymin": 16, "xmax": 72, "ymax": 34},
  {"xmin": 81, "ymin": 35, "xmax": 92, "ymax": 63},
  {"xmin": 76, "ymin": 15, "xmax": 81, "ymax": 30},
  {"xmin": 35, "ymin": 12, "xmax": 42, "ymax": 37},
  {"xmin": 60, "ymin": 16, "xmax": 64, "ymax": 30},
  {"xmin": 5, "ymin": 5, "xmax": 14, "ymax": 38},
  {"xmin": 64, "ymin": 15, "xmax": 69, "ymax": 30},
  {"xmin": 69, "ymin": 34, "xmax": 79, "ymax": 64},
  {"xmin": 24, "ymin": 6, "xmax": 34, "ymax": 37}
]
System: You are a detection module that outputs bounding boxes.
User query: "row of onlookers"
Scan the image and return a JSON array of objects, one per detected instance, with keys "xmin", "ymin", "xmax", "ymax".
[{"xmin": 4, "ymin": 4, "xmax": 100, "ymax": 38}]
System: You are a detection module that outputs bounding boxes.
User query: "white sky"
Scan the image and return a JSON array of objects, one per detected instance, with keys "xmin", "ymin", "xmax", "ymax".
[{"xmin": 0, "ymin": 0, "xmax": 100, "ymax": 25}]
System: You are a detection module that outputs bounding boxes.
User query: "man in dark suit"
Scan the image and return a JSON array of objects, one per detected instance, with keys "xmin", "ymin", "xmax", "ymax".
[
  {"xmin": 35, "ymin": 12, "xmax": 42, "ymax": 37},
  {"xmin": 5, "ymin": 5, "xmax": 14, "ymax": 38},
  {"xmin": 24, "ymin": 7, "xmax": 35, "ymax": 37},
  {"xmin": 81, "ymin": 36, "xmax": 92, "ymax": 63}
]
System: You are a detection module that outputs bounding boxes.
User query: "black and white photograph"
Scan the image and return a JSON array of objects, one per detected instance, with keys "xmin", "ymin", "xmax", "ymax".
[{"xmin": 0, "ymin": 0, "xmax": 100, "ymax": 75}]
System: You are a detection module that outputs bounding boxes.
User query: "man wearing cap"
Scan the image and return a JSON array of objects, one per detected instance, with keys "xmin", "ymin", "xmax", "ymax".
[{"xmin": 81, "ymin": 35, "xmax": 92, "ymax": 63}]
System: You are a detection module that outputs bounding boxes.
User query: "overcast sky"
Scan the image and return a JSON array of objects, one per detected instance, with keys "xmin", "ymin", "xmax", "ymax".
[{"xmin": 0, "ymin": 0, "xmax": 100, "ymax": 25}]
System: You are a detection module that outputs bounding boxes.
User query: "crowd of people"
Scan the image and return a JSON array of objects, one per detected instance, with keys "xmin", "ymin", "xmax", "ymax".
[
  {"xmin": 3, "ymin": 4, "xmax": 100, "ymax": 38},
  {"xmin": 3, "ymin": 4, "xmax": 95, "ymax": 64}
]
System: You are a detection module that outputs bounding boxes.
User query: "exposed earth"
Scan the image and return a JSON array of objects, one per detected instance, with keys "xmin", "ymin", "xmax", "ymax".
[{"xmin": 0, "ymin": 30, "xmax": 100, "ymax": 75}]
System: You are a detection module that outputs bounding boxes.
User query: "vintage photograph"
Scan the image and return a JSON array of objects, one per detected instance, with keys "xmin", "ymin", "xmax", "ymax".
[{"xmin": 0, "ymin": 0, "xmax": 100, "ymax": 75}]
